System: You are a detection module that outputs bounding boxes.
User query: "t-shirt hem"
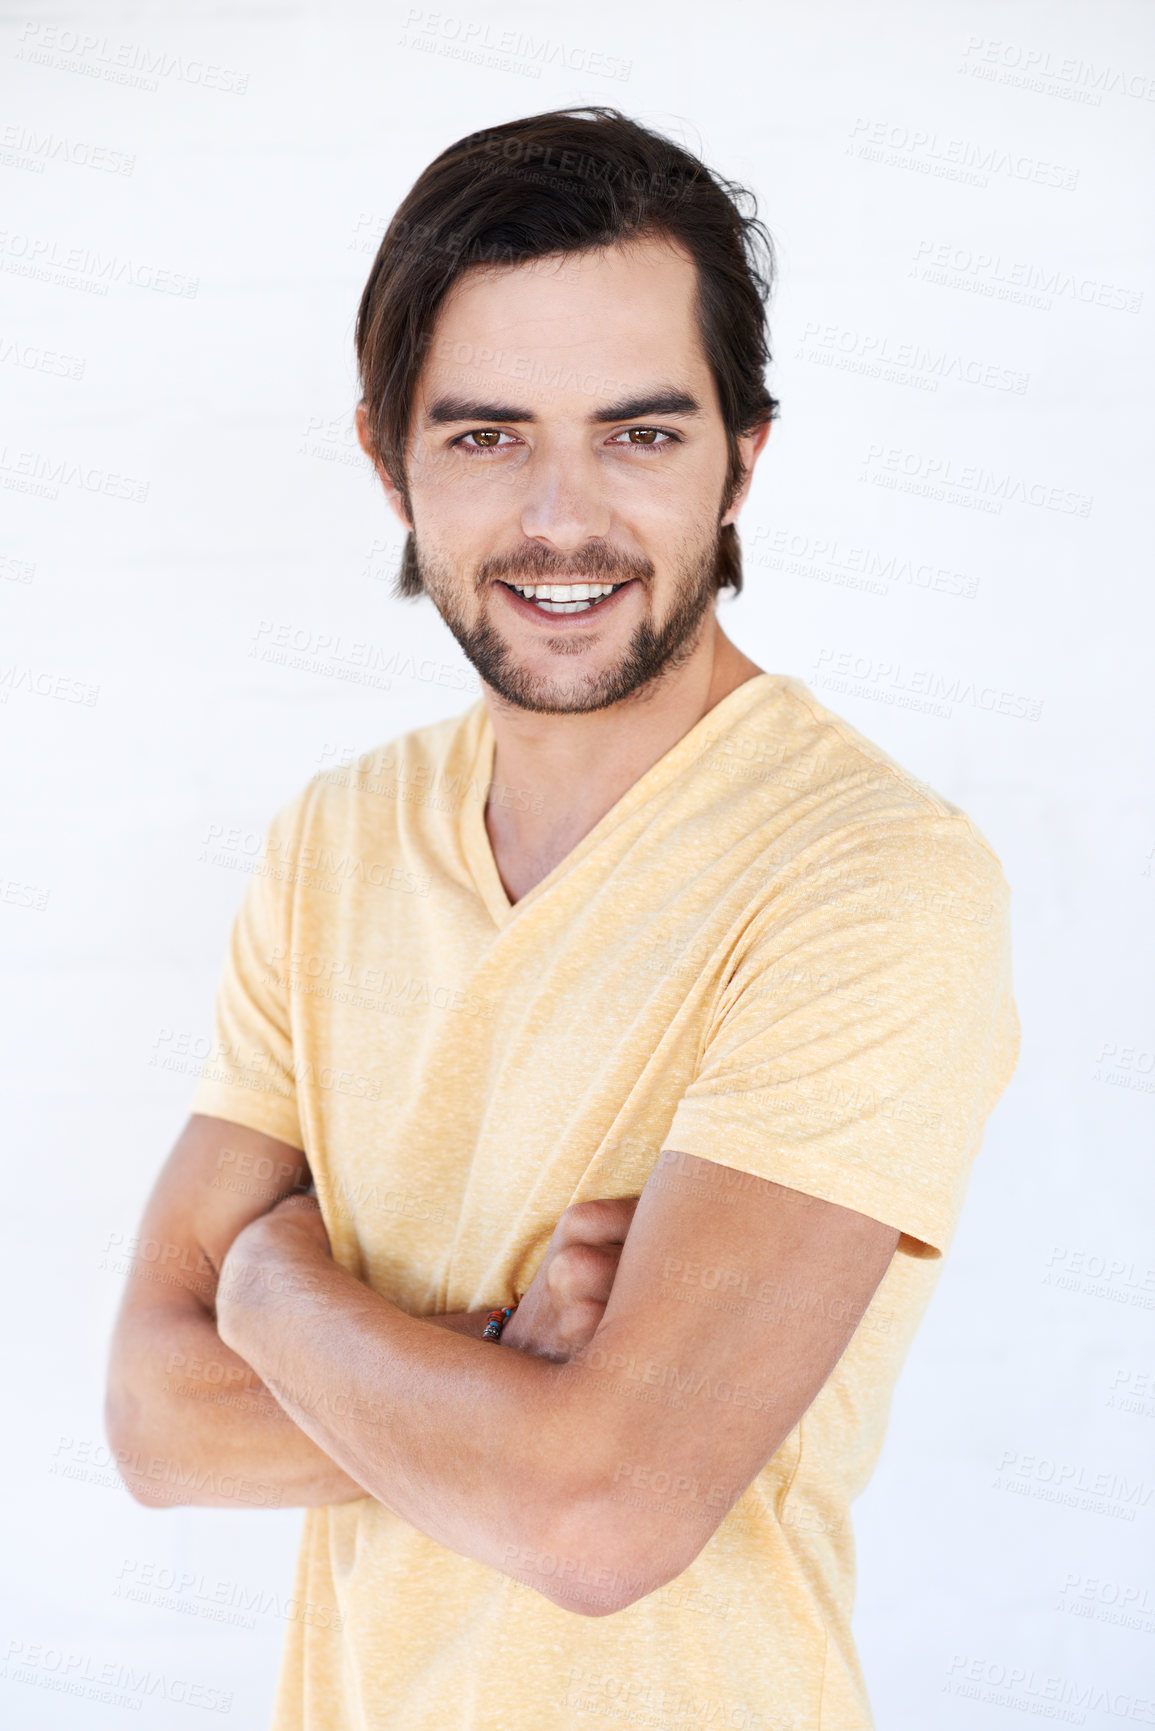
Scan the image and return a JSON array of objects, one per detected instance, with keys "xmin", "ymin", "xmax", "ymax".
[
  {"xmin": 662, "ymin": 1112, "xmax": 948, "ymax": 1257},
  {"xmin": 187, "ymin": 1080, "xmax": 306, "ymax": 1152}
]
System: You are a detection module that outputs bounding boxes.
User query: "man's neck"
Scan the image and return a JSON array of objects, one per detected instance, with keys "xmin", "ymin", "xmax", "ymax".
[{"xmin": 482, "ymin": 618, "xmax": 762, "ymax": 904}]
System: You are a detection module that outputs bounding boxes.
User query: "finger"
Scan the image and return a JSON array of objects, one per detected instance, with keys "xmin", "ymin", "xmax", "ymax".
[
  {"xmin": 558, "ymin": 1196, "xmax": 640, "ymax": 1249},
  {"xmin": 554, "ymin": 1295, "xmax": 608, "ymax": 1348},
  {"xmin": 549, "ymin": 1241, "xmax": 622, "ymax": 1306}
]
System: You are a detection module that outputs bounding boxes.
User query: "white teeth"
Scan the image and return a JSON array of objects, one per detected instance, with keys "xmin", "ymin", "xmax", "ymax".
[{"xmin": 510, "ymin": 581, "xmax": 619, "ymax": 602}]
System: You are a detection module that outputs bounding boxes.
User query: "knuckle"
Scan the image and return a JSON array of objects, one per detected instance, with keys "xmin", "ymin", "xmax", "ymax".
[
  {"xmin": 555, "ymin": 1241, "xmax": 600, "ymax": 1273},
  {"xmin": 562, "ymin": 1197, "xmax": 626, "ymax": 1238},
  {"xmin": 561, "ymin": 1199, "xmax": 604, "ymax": 1229},
  {"xmin": 553, "ymin": 1242, "xmax": 616, "ymax": 1298}
]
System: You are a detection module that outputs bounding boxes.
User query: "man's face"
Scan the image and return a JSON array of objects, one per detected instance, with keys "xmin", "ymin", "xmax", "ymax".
[{"xmin": 385, "ymin": 236, "xmax": 751, "ymax": 713}]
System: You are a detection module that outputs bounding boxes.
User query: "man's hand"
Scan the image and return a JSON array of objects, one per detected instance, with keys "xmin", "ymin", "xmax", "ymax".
[
  {"xmin": 215, "ymin": 1189, "xmax": 331, "ymax": 1282},
  {"xmin": 256, "ymin": 1189, "xmax": 332, "ymax": 1257},
  {"xmin": 502, "ymin": 1197, "xmax": 639, "ymax": 1362},
  {"xmin": 216, "ymin": 1190, "xmax": 333, "ymax": 1351}
]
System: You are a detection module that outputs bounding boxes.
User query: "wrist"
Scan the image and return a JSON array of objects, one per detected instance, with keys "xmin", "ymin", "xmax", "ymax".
[
  {"xmin": 427, "ymin": 1310, "xmax": 495, "ymax": 1340},
  {"xmin": 481, "ymin": 1302, "xmax": 519, "ymax": 1343},
  {"xmin": 498, "ymin": 1303, "xmax": 567, "ymax": 1361}
]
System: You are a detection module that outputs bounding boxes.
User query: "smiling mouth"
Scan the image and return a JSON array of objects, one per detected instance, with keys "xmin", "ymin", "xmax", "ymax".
[{"xmin": 500, "ymin": 580, "xmax": 631, "ymax": 615}]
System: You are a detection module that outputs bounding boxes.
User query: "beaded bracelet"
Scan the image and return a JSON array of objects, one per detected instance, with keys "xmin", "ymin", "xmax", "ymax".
[{"xmin": 482, "ymin": 1303, "xmax": 518, "ymax": 1342}]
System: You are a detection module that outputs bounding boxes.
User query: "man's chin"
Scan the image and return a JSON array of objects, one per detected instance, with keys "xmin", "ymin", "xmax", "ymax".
[
  {"xmin": 478, "ymin": 657, "xmax": 653, "ymax": 716},
  {"xmin": 478, "ymin": 627, "xmax": 708, "ymax": 715}
]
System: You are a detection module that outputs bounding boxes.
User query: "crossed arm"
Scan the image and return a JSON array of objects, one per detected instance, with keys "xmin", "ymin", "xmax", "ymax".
[{"xmin": 106, "ymin": 1113, "xmax": 899, "ymax": 1616}]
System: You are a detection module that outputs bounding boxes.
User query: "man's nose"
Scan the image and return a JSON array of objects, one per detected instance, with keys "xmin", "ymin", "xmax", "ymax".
[{"xmin": 519, "ymin": 446, "xmax": 611, "ymax": 552}]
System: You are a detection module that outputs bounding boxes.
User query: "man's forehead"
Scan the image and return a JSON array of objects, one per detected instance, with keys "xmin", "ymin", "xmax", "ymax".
[
  {"xmin": 416, "ymin": 240, "xmax": 712, "ymax": 422},
  {"xmin": 442, "ymin": 232, "xmax": 696, "ymax": 303}
]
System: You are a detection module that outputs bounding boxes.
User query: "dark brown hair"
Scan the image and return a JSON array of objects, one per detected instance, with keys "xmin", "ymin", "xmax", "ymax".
[{"xmin": 354, "ymin": 107, "xmax": 780, "ymax": 598}]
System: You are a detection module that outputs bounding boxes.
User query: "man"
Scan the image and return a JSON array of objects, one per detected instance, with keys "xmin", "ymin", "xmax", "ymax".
[{"xmin": 107, "ymin": 108, "xmax": 1020, "ymax": 1731}]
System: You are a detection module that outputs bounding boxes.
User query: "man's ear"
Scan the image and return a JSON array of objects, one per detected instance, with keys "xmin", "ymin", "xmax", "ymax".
[
  {"xmin": 355, "ymin": 401, "xmax": 413, "ymax": 533},
  {"xmin": 720, "ymin": 421, "xmax": 772, "ymax": 528}
]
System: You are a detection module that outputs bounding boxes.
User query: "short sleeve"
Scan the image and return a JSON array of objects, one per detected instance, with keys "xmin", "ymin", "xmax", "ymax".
[
  {"xmin": 665, "ymin": 817, "xmax": 1020, "ymax": 1257},
  {"xmin": 187, "ymin": 794, "xmax": 306, "ymax": 1150}
]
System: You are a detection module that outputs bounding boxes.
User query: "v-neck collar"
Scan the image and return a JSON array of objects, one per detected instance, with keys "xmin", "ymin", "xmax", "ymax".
[{"xmin": 458, "ymin": 673, "xmax": 780, "ymax": 928}]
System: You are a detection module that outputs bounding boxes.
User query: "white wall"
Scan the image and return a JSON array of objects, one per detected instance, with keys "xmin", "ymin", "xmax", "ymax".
[{"xmin": 2, "ymin": 1, "xmax": 1152, "ymax": 1724}]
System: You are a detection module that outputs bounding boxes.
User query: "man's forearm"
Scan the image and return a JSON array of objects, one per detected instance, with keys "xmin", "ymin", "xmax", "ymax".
[
  {"xmin": 216, "ymin": 1219, "xmax": 620, "ymax": 1607},
  {"xmin": 108, "ymin": 1286, "xmax": 494, "ymax": 1507},
  {"xmin": 107, "ymin": 1291, "xmax": 371, "ymax": 1507}
]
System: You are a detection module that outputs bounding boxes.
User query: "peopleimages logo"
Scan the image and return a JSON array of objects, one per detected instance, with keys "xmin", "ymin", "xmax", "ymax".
[
  {"xmin": 749, "ymin": 525, "xmax": 979, "ymax": 601},
  {"xmin": 811, "ymin": 648, "xmax": 1043, "ymax": 723},
  {"xmin": 398, "ymin": 9, "xmax": 631, "ymax": 82},
  {"xmin": 14, "ymin": 22, "xmax": 249, "ymax": 94},
  {"xmin": 793, "ymin": 319, "xmax": 1029, "ymax": 395},
  {"xmin": 0, "ymin": 122, "xmax": 135, "ymax": 176},
  {"xmin": 911, "ymin": 238, "xmax": 1143, "ymax": 314},
  {"xmin": 3, "ymin": 1637, "xmax": 234, "ymax": 1715},
  {"xmin": 0, "ymin": 230, "xmax": 197, "ymax": 297},
  {"xmin": 847, "ymin": 116, "xmax": 1079, "ymax": 190},
  {"xmin": 992, "ymin": 1447, "xmax": 1154, "ymax": 1523},
  {"xmin": 860, "ymin": 443, "xmax": 1093, "ymax": 517},
  {"xmin": 959, "ymin": 34, "xmax": 1155, "ymax": 105},
  {"xmin": 1043, "ymin": 1243, "xmax": 1155, "ymax": 1310},
  {"xmin": 0, "ymin": 335, "xmax": 86, "ymax": 380},
  {"xmin": 944, "ymin": 1652, "xmax": 1155, "ymax": 1722}
]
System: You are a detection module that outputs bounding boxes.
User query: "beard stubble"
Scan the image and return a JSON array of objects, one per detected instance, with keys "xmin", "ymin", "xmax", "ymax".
[{"xmin": 414, "ymin": 532, "xmax": 722, "ymax": 715}]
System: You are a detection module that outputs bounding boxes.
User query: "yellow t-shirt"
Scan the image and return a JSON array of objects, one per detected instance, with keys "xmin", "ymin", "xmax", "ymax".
[{"xmin": 189, "ymin": 672, "xmax": 1020, "ymax": 1731}]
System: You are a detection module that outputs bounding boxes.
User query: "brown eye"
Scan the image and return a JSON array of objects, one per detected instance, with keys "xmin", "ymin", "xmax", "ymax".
[
  {"xmin": 628, "ymin": 428, "xmax": 659, "ymax": 444},
  {"xmin": 468, "ymin": 430, "xmax": 503, "ymax": 447}
]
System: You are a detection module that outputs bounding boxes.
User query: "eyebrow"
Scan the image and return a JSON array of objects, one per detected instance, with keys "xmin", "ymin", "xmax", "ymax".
[
  {"xmin": 593, "ymin": 390, "xmax": 702, "ymax": 423},
  {"xmin": 423, "ymin": 388, "xmax": 703, "ymax": 426}
]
